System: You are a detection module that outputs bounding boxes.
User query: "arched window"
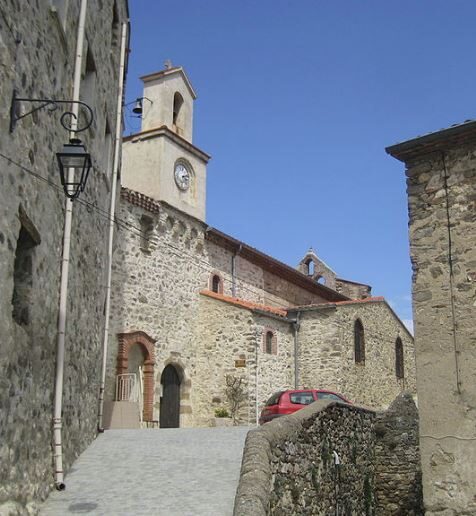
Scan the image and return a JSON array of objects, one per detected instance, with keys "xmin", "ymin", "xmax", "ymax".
[
  {"xmin": 172, "ymin": 92, "xmax": 184, "ymax": 133},
  {"xmin": 354, "ymin": 319, "xmax": 365, "ymax": 365},
  {"xmin": 305, "ymin": 259, "xmax": 315, "ymax": 276},
  {"xmin": 395, "ymin": 337, "xmax": 404, "ymax": 379},
  {"xmin": 265, "ymin": 331, "xmax": 273, "ymax": 354},
  {"xmin": 211, "ymin": 274, "xmax": 222, "ymax": 294},
  {"xmin": 262, "ymin": 329, "xmax": 277, "ymax": 354}
]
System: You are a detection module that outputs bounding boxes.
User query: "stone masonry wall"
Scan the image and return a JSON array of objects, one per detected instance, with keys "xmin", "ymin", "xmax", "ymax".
[
  {"xmin": 0, "ymin": 1, "xmax": 128, "ymax": 513},
  {"xmin": 108, "ymin": 199, "xmax": 303, "ymax": 426},
  {"xmin": 195, "ymin": 297, "xmax": 294, "ymax": 426},
  {"xmin": 234, "ymin": 394, "xmax": 423, "ymax": 516},
  {"xmin": 405, "ymin": 143, "xmax": 476, "ymax": 515},
  {"xmin": 298, "ymin": 301, "xmax": 416, "ymax": 409},
  {"xmin": 234, "ymin": 400, "xmax": 376, "ymax": 516},
  {"xmin": 374, "ymin": 392, "xmax": 423, "ymax": 515}
]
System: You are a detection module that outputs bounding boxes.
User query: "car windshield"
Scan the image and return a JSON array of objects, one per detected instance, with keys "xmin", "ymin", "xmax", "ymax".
[
  {"xmin": 289, "ymin": 392, "xmax": 315, "ymax": 405},
  {"xmin": 265, "ymin": 391, "xmax": 283, "ymax": 406}
]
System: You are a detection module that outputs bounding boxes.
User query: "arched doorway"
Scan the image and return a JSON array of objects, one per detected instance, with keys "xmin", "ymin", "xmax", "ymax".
[
  {"xmin": 160, "ymin": 364, "xmax": 181, "ymax": 428},
  {"xmin": 116, "ymin": 331, "xmax": 155, "ymax": 422}
]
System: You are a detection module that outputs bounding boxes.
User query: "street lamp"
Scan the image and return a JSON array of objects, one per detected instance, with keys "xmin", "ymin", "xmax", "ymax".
[{"xmin": 56, "ymin": 139, "xmax": 92, "ymax": 200}]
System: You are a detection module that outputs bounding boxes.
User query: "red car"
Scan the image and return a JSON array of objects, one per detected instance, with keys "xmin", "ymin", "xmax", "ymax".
[{"xmin": 259, "ymin": 389, "xmax": 351, "ymax": 425}]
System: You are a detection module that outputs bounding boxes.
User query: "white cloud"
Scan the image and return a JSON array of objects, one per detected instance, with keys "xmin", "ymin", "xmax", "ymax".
[{"xmin": 403, "ymin": 319, "xmax": 414, "ymax": 335}]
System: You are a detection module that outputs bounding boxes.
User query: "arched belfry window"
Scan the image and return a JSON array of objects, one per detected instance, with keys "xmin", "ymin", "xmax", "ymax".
[
  {"xmin": 354, "ymin": 319, "xmax": 365, "ymax": 365},
  {"xmin": 172, "ymin": 92, "xmax": 184, "ymax": 134},
  {"xmin": 210, "ymin": 273, "xmax": 223, "ymax": 294},
  {"xmin": 263, "ymin": 329, "xmax": 277, "ymax": 355},
  {"xmin": 395, "ymin": 337, "xmax": 404, "ymax": 379},
  {"xmin": 305, "ymin": 259, "xmax": 315, "ymax": 276}
]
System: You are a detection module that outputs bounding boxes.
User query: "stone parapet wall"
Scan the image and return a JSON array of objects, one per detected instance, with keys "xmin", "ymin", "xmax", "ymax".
[
  {"xmin": 374, "ymin": 392, "xmax": 423, "ymax": 515},
  {"xmin": 234, "ymin": 393, "xmax": 423, "ymax": 516},
  {"xmin": 234, "ymin": 400, "xmax": 376, "ymax": 516}
]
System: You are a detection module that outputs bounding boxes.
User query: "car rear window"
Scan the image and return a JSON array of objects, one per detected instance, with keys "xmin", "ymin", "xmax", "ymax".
[
  {"xmin": 317, "ymin": 392, "xmax": 345, "ymax": 402},
  {"xmin": 265, "ymin": 391, "xmax": 284, "ymax": 406},
  {"xmin": 289, "ymin": 392, "xmax": 315, "ymax": 405}
]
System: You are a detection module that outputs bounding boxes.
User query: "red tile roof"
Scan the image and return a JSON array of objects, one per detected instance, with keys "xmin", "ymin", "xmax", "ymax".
[
  {"xmin": 288, "ymin": 296, "xmax": 385, "ymax": 311},
  {"xmin": 200, "ymin": 290, "xmax": 288, "ymax": 318}
]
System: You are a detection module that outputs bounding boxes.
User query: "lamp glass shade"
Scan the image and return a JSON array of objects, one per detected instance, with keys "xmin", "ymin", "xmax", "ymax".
[{"xmin": 56, "ymin": 140, "xmax": 92, "ymax": 199}]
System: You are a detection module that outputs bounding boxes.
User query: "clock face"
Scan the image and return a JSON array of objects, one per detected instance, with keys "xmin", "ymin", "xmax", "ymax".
[{"xmin": 174, "ymin": 163, "xmax": 190, "ymax": 191}]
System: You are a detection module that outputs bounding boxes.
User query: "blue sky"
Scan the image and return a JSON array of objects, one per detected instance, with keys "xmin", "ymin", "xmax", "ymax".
[{"xmin": 125, "ymin": 1, "xmax": 476, "ymax": 331}]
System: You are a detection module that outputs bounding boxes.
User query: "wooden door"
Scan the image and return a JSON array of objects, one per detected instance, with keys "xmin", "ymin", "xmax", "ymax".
[{"xmin": 160, "ymin": 365, "xmax": 181, "ymax": 428}]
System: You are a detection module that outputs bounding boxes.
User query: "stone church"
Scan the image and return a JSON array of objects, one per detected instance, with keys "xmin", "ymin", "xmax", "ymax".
[{"xmin": 104, "ymin": 65, "xmax": 415, "ymax": 428}]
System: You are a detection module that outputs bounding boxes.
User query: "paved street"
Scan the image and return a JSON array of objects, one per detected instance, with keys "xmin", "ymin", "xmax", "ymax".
[{"xmin": 40, "ymin": 427, "xmax": 250, "ymax": 516}]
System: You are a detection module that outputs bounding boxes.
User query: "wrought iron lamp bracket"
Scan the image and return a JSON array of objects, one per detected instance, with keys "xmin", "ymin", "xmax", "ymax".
[{"xmin": 9, "ymin": 90, "xmax": 94, "ymax": 133}]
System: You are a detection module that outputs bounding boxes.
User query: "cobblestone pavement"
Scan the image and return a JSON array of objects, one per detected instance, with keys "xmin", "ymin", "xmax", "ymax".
[{"xmin": 39, "ymin": 426, "xmax": 251, "ymax": 516}]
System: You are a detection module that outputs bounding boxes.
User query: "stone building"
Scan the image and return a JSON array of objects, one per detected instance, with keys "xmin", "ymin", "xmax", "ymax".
[
  {"xmin": 105, "ymin": 65, "xmax": 415, "ymax": 429},
  {"xmin": 0, "ymin": 0, "xmax": 129, "ymax": 513},
  {"xmin": 387, "ymin": 121, "xmax": 476, "ymax": 515}
]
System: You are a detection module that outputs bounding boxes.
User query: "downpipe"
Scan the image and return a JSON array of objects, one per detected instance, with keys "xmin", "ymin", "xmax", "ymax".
[
  {"xmin": 52, "ymin": 0, "xmax": 87, "ymax": 490},
  {"xmin": 97, "ymin": 21, "xmax": 129, "ymax": 432},
  {"xmin": 293, "ymin": 312, "xmax": 301, "ymax": 389}
]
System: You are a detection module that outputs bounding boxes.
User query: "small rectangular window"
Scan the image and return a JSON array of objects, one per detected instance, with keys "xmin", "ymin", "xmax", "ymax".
[
  {"xmin": 12, "ymin": 208, "xmax": 40, "ymax": 326},
  {"xmin": 51, "ymin": 0, "xmax": 69, "ymax": 29},
  {"xmin": 80, "ymin": 42, "xmax": 96, "ymax": 109}
]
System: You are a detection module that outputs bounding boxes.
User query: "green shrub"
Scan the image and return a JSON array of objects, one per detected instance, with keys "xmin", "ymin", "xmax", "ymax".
[{"xmin": 214, "ymin": 407, "xmax": 230, "ymax": 418}]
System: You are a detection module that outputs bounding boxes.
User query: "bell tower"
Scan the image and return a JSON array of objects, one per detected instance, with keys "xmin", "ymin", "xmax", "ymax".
[{"xmin": 121, "ymin": 63, "xmax": 210, "ymax": 221}]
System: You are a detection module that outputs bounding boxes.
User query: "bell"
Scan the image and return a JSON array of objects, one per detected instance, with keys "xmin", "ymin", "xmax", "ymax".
[{"xmin": 132, "ymin": 98, "xmax": 143, "ymax": 115}]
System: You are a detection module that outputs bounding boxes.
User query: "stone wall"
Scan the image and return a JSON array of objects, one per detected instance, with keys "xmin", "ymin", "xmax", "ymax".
[
  {"xmin": 296, "ymin": 300, "xmax": 416, "ymax": 409},
  {"xmin": 234, "ymin": 400, "xmax": 376, "ymax": 516},
  {"xmin": 392, "ymin": 132, "xmax": 476, "ymax": 515},
  {"xmin": 374, "ymin": 392, "xmax": 423, "ymax": 515},
  {"xmin": 0, "ymin": 1, "xmax": 128, "ymax": 513},
  {"xmin": 109, "ymin": 194, "xmax": 416, "ymax": 427},
  {"xmin": 108, "ymin": 197, "xmax": 326, "ymax": 426},
  {"xmin": 234, "ymin": 394, "xmax": 423, "ymax": 516}
]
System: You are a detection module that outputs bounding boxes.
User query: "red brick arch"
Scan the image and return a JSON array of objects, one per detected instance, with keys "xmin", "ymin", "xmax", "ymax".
[{"xmin": 117, "ymin": 331, "xmax": 156, "ymax": 422}]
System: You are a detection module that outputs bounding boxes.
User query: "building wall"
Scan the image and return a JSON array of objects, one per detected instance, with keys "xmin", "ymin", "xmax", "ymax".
[
  {"xmin": 298, "ymin": 302, "xmax": 416, "ymax": 409},
  {"xmin": 405, "ymin": 143, "xmax": 476, "ymax": 515},
  {"xmin": 0, "ymin": 0, "xmax": 128, "ymax": 512},
  {"xmin": 108, "ymin": 198, "xmax": 307, "ymax": 425}
]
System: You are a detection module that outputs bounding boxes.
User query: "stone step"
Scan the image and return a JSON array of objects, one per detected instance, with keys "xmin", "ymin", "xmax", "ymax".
[{"xmin": 103, "ymin": 401, "xmax": 140, "ymax": 429}]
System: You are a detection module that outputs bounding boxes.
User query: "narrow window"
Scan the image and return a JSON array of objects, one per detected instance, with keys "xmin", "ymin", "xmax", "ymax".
[
  {"xmin": 354, "ymin": 319, "xmax": 365, "ymax": 365},
  {"xmin": 51, "ymin": 0, "xmax": 69, "ymax": 29},
  {"xmin": 111, "ymin": 1, "xmax": 119, "ymax": 48},
  {"xmin": 140, "ymin": 215, "xmax": 154, "ymax": 252},
  {"xmin": 211, "ymin": 274, "xmax": 222, "ymax": 294},
  {"xmin": 12, "ymin": 210, "xmax": 40, "ymax": 326},
  {"xmin": 104, "ymin": 118, "xmax": 113, "ymax": 177},
  {"xmin": 80, "ymin": 44, "xmax": 96, "ymax": 109},
  {"xmin": 265, "ymin": 331, "xmax": 273, "ymax": 354},
  {"xmin": 395, "ymin": 337, "xmax": 404, "ymax": 379},
  {"xmin": 306, "ymin": 259, "xmax": 314, "ymax": 276},
  {"xmin": 172, "ymin": 92, "xmax": 184, "ymax": 135}
]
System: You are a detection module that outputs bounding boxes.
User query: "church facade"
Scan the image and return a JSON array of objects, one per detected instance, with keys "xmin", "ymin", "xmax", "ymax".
[{"xmin": 105, "ymin": 66, "xmax": 415, "ymax": 427}]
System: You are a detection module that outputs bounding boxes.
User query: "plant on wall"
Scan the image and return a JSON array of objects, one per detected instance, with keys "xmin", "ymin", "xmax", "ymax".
[{"xmin": 225, "ymin": 374, "xmax": 246, "ymax": 425}]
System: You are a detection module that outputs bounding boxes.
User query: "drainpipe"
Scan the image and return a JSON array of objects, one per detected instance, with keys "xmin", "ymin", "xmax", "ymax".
[
  {"xmin": 97, "ymin": 21, "xmax": 129, "ymax": 432},
  {"xmin": 231, "ymin": 244, "xmax": 242, "ymax": 297},
  {"xmin": 293, "ymin": 312, "xmax": 301, "ymax": 389},
  {"xmin": 255, "ymin": 326, "xmax": 259, "ymax": 425},
  {"xmin": 52, "ymin": 0, "xmax": 87, "ymax": 490}
]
